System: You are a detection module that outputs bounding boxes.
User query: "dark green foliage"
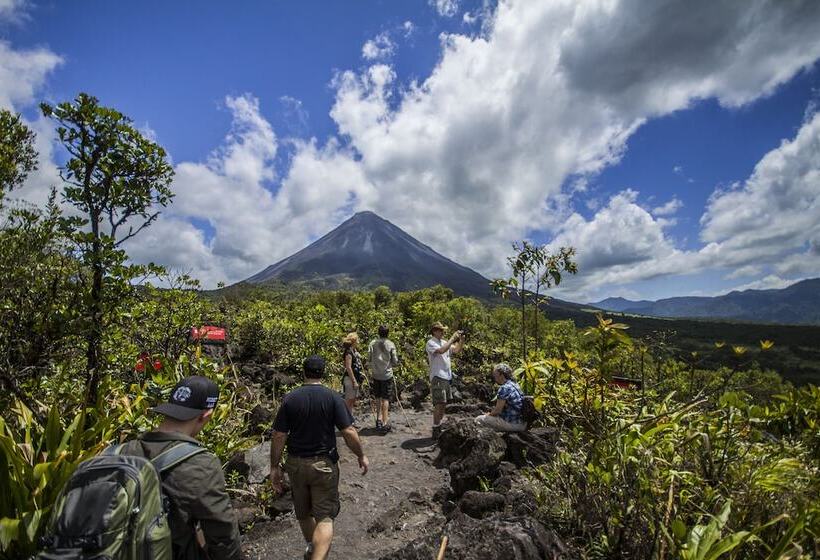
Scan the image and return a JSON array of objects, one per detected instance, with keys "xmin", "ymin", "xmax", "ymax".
[
  {"xmin": 0, "ymin": 109, "xmax": 37, "ymax": 200},
  {"xmin": 41, "ymin": 93, "xmax": 175, "ymax": 406}
]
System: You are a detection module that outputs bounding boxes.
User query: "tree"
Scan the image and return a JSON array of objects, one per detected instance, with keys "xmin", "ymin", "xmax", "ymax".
[
  {"xmin": 492, "ymin": 243, "xmax": 577, "ymax": 360},
  {"xmin": 0, "ymin": 109, "xmax": 38, "ymax": 203},
  {"xmin": 41, "ymin": 93, "xmax": 174, "ymax": 406}
]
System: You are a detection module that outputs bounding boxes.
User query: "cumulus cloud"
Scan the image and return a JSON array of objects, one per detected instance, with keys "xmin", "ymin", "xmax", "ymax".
[
  {"xmin": 0, "ymin": 0, "xmax": 27, "ymax": 23},
  {"xmin": 730, "ymin": 274, "xmax": 799, "ymax": 292},
  {"xmin": 699, "ymin": 111, "xmax": 820, "ymax": 270},
  {"xmin": 0, "ymin": 41, "xmax": 62, "ymax": 110},
  {"xmin": 13, "ymin": 0, "xmax": 820, "ymax": 295},
  {"xmin": 362, "ymin": 32, "xmax": 395, "ymax": 61},
  {"xmin": 430, "ymin": 0, "xmax": 459, "ymax": 17},
  {"xmin": 652, "ymin": 197, "xmax": 683, "ymax": 216},
  {"xmin": 402, "ymin": 21, "xmax": 415, "ymax": 38}
]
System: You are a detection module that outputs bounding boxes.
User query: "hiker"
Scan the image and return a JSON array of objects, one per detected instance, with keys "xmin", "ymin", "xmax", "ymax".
[
  {"xmin": 475, "ymin": 363, "xmax": 526, "ymax": 432},
  {"xmin": 121, "ymin": 375, "xmax": 242, "ymax": 560},
  {"xmin": 342, "ymin": 331, "xmax": 365, "ymax": 426},
  {"xmin": 368, "ymin": 324, "xmax": 399, "ymax": 432},
  {"xmin": 270, "ymin": 355, "xmax": 369, "ymax": 560},
  {"xmin": 426, "ymin": 322, "xmax": 463, "ymax": 437}
]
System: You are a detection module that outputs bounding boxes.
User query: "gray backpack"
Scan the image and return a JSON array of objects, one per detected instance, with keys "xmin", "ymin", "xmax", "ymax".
[{"xmin": 37, "ymin": 442, "xmax": 206, "ymax": 560}]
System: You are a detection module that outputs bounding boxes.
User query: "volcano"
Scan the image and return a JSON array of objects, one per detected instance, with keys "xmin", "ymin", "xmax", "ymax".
[{"xmin": 244, "ymin": 211, "xmax": 494, "ymax": 297}]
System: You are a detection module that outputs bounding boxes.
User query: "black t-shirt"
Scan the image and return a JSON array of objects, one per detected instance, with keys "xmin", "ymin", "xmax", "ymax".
[
  {"xmin": 343, "ymin": 347, "xmax": 364, "ymax": 382},
  {"xmin": 272, "ymin": 384, "xmax": 353, "ymax": 459}
]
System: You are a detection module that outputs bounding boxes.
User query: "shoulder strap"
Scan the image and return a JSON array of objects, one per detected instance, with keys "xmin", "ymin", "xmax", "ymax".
[
  {"xmin": 150, "ymin": 442, "xmax": 208, "ymax": 474},
  {"xmin": 102, "ymin": 443, "xmax": 126, "ymax": 456}
]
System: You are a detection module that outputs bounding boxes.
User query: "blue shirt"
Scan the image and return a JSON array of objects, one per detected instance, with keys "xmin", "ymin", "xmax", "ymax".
[{"xmin": 497, "ymin": 380, "xmax": 524, "ymax": 424}]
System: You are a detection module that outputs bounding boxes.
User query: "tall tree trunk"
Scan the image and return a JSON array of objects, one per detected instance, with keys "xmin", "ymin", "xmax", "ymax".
[
  {"xmin": 85, "ymin": 213, "xmax": 103, "ymax": 408},
  {"xmin": 520, "ymin": 271, "xmax": 527, "ymax": 360},
  {"xmin": 534, "ymin": 265, "xmax": 540, "ymax": 355}
]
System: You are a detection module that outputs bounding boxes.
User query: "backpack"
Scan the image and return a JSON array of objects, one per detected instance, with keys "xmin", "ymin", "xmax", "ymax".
[
  {"xmin": 521, "ymin": 395, "xmax": 540, "ymax": 429},
  {"xmin": 37, "ymin": 441, "xmax": 206, "ymax": 560}
]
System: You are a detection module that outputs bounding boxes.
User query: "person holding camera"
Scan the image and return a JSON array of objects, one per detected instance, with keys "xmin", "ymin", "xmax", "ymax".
[{"xmin": 426, "ymin": 322, "xmax": 463, "ymax": 438}]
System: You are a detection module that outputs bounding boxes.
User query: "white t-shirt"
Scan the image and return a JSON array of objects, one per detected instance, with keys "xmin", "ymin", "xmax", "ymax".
[{"xmin": 426, "ymin": 337, "xmax": 452, "ymax": 381}]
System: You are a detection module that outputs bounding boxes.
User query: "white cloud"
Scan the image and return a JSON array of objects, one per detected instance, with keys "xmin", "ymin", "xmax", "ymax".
[
  {"xmin": 362, "ymin": 32, "xmax": 395, "ymax": 61},
  {"xmin": 725, "ymin": 265, "xmax": 762, "ymax": 280},
  {"xmin": 652, "ymin": 197, "xmax": 683, "ymax": 216},
  {"xmin": 402, "ymin": 21, "xmax": 415, "ymax": 38},
  {"xmin": 13, "ymin": 0, "xmax": 820, "ymax": 295},
  {"xmin": 699, "ymin": 111, "xmax": 820, "ymax": 270},
  {"xmin": 0, "ymin": 41, "xmax": 62, "ymax": 111},
  {"xmin": 430, "ymin": 0, "xmax": 459, "ymax": 18},
  {"xmin": 730, "ymin": 274, "xmax": 798, "ymax": 292},
  {"xmin": 0, "ymin": 0, "xmax": 27, "ymax": 23}
]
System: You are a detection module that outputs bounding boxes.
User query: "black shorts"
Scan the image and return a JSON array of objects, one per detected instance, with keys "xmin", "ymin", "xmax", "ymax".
[{"xmin": 371, "ymin": 378, "xmax": 394, "ymax": 400}]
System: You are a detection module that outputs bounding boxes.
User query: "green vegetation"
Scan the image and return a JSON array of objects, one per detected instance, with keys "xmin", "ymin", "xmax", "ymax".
[{"xmin": 1, "ymin": 97, "xmax": 818, "ymax": 558}]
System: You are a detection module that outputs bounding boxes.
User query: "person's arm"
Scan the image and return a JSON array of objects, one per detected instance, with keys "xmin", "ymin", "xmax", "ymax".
[
  {"xmin": 489, "ymin": 399, "xmax": 506, "ymax": 417},
  {"xmin": 340, "ymin": 426, "xmax": 369, "ymax": 474},
  {"xmin": 389, "ymin": 344, "xmax": 399, "ymax": 368},
  {"xmin": 269, "ymin": 430, "xmax": 288, "ymax": 493},
  {"xmin": 344, "ymin": 352, "xmax": 358, "ymax": 387},
  {"xmin": 188, "ymin": 454, "xmax": 243, "ymax": 560},
  {"xmin": 450, "ymin": 335, "xmax": 464, "ymax": 355},
  {"xmin": 432, "ymin": 332, "xmax": 461, "ymax": 355}
]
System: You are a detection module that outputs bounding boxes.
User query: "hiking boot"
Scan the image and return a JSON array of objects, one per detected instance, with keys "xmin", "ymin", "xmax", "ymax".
[
  {"xmin": 303, "ymin": 543, "xmax": 314, "ymax": 560},
  {"xmin": 375, "ymin": 419, "xmax": 383, "ymax": 430},
  {"xmin": 380, "ymin": 423, "xmax": 392, "ymax": 433},
  {"xmin": 432, "ymin": 425, "xmax": 441, "ymax": 439}
]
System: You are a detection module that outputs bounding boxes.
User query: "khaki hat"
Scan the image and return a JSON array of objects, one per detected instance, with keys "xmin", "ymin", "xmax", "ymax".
[{"xmin": 429, "ymin": 322, "xmax": 448, "ymax": 334}]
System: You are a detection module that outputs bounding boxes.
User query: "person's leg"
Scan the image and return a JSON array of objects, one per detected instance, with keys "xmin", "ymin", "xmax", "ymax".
[
  {"xmin": 308, "ymin": 459, "xmax": 340, "ymax": 559},
  {"xmin": 433, "ymin": 403, "xmax": 445, "ymax": 426},
  {"xmin": 310, "ymin": 519, "xmax": 334, "ymax": 559},
  {"xmin": 298, "ymin": 517, "xmax": 316, "ymax": 541},
  {"xmin": 380, "ymin": 397, "xmax": 390, "ymax": 425}
]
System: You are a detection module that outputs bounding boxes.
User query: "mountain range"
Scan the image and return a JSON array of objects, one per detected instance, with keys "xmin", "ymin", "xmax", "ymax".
[{"xmin": 591, "ymin": 279, "xmax": 820, "ymax": 325}]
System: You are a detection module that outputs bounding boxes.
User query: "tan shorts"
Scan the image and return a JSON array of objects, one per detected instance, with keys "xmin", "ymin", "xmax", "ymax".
[
  {"xmin": 284, "ymin": 455, "xmax": 340, "ymax": 521},
  {"xmin": 342, "ymin": 376, "xmax": 360, "ymax": 400},
  {"xmin": 431, "ymin": 376, "xmax": 452, "ymax": 405}
]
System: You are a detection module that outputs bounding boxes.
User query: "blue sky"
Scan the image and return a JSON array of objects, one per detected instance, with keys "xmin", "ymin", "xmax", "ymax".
[{"xmin": 3, "ymin": 0, "xmax": 820, "ymax": 301}]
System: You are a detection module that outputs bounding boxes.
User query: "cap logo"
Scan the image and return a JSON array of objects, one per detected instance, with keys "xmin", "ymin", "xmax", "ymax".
[
  {"xmin": 173, "ymin": 386, "xmax": 192, "ymax": 402},
  {"xmin": 205, "ymin": 396, "xmax": 218, "ymax": 408}
]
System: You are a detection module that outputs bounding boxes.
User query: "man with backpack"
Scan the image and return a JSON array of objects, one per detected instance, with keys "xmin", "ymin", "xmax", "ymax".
[
  {"xmin": 270, "ymin": 355, "xmax": 369, "ymax": 560},
  {"xmin": 120, "ymin": 375, "xmax": 242, "ymax": 559},
  {"xmin": 37, "ymin": 375, "xmax": 242, "ymax": 560},
  {"xmin": 475, "ymin": 363, "xmax": 527, "ymax": 432},
  {"xmin": 368, "ymin": 324, "xmax": 399, "ymax": 432}
]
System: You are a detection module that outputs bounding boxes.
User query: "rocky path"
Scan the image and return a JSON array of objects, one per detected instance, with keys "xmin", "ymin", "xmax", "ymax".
[{"xmin": 242, "ymin": 404, "xmax": 451, "ymax": 559}]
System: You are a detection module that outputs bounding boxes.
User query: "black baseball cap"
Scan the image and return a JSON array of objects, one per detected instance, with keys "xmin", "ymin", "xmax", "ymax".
[
  {"xmin": 303, "ymin": 355, "xmax": 326, "ymax": 377},
  {"xmin": 152, "ymin": 375, "xmax": 219, "ymax": 421}
]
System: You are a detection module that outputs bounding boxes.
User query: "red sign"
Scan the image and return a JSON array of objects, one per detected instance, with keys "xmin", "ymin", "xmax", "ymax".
[{"xmin": 190, "ymin": 326, "xmax": 227, "ymax": 345}]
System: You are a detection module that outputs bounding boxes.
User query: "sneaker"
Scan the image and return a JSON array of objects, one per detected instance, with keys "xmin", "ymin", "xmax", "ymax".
[
  {"xmin": 303, "ymin": 543, "xmax": 314, "ymax": 560},
  {"xmin": 380, "ymin": 423, "xmax": 392, "ymax": 433}
]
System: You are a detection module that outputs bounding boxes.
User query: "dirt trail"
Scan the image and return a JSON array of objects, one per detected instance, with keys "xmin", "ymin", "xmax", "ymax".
[{"xmin": 242, "ymin": 403, "xmax": 449, "ymax": 560}]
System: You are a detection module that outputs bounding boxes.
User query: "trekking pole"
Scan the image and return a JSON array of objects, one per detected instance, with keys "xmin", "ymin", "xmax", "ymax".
[
  {"xmin": 436, "ymin": 535, "xmax": 448, "ymax": 560},
  {"xmin": 393, "ymin": 367, "xmax": 412, "ymax": 428}
]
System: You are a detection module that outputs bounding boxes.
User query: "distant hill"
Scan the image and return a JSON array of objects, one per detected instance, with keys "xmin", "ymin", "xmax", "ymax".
[
  {"xmin": 591, "ymin": 296, "xmax": 653, "ymax": 313},
  {"xmin": 243, "ymin": 211, "xmax": 496, "ymax": 297},
  {"xmin": 590, "ymin": 278, "xmax": 820, "ymax": 325}
]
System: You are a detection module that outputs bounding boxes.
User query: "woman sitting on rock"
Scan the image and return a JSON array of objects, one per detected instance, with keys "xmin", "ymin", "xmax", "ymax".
[{"xmin": 475, "ymin": 363, "xmax": 526, "ymax": 432}]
